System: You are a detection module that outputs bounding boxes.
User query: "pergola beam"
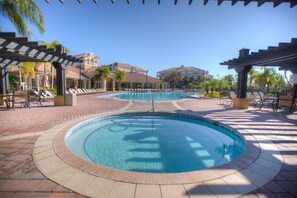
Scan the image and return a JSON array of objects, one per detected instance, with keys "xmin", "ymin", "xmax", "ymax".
[
  {"xmin": 231, "ymin": 0, "xmax": 238, "ymax": 6},
  {"xmin": 218, "ymin": 0, "xmax": 224, "ymax": 5},
  {"xmin": 273, "ymin": 1, "xmax": 282, "ymax": 7},
  {"xmin": 221, "ymin": 39, "xmax": 297, "ymax": 68},
  {"xmin": 244, "ymin": 1, "xmax": 252, "ymax": 6},
  {"xmin": 42, "ymin": 0, "xmax": 296, "ymax": 7},
  {"xmin": 258, "ymin": 0, "xmax": 266, "ymax": 7}
]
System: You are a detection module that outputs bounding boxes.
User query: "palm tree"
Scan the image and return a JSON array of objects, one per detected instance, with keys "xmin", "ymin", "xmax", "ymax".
[
  {"xmin": 257, "ymin": 67, "xmax": 277, "ymax": 93},
  {"xmin": 248, "ymin": 68, "xmax": 259, "ymax": 89},
  {"xmin": 222, "ymin": 74, "xmax": 236, "ymax": 90},
  {"xmin": 165, "ymin": 71, "xmax": 182, "ymax": 89},
  {"xmin": 93, "ymin": 67, "xmax": 110, "ymax": 91},
  {"xmin": 208, "ymin": 79, "xmax": 219, "ymax": 93},
  {"xmin": 201, "ymin": 81, "xmax": 211, "ymax": 93},
  {"xmin": 217, "ymin": 79, "xmax": 228, "ymax": 95},
  {"xmin": 115, "ymin": 69, "xmax": 126, "ymax": 91},
  {"xmin": 40, "ymin": 40, "xmax": 71, "ymax": 88},
  {"xmin": 273, "ymin": 74, "xmax": 286, "ymax": 93},
  {"xmin": 21, "ymin": 62, "xmax": 36, "ymax": 89},
  {"xmin": 0, "ymin": 0, "xmax": 45, "ymax": 37}
]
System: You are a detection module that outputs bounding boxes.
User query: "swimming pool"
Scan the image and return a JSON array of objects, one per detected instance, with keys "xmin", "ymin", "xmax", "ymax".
[
  {"xmin": 66, "ymin": 113, "xmax": 245, "ymax": 173},
  {"xmin": 104, "ymin": 91, "xmax": 195, "ymax": 101}
]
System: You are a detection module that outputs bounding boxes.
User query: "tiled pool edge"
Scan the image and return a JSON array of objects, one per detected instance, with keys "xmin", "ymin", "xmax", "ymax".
[{"xmin": 33, "ymin": 111, "xmax": 283, "ymax": 198}]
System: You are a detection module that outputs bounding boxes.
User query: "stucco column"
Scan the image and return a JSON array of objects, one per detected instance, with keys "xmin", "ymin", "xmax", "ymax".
[
  {"xmin": 35, "ymin": 74, "xmax": 40, "ymax": 91},
  {"xmin": 141, "ymin": 82, "xmax": 144, "ymax": 89},
  {"xmin": 112, "ymin": 79, "xmax": 115, "ymax": 92},
  {"xmin": 102, "ymin": 79, "xmax": 106, "ymax": 91}
]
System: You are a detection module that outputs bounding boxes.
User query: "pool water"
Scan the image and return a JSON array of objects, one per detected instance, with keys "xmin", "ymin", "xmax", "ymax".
[
  {"xmin": 66, "ymin": 114, "xmax": 245, "ymax": 173},
  {"xmin": 105, "ymin": 91, "xmax": 194, "ymax": 101}
]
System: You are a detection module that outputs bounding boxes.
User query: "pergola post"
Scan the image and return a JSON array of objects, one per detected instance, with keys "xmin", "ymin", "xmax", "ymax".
[
  {"xmin": 235, "ymin": 66, "xmax": 252, "ymax": 99},
  {"xmin": 53, "ymin": 61, "xmax": 67, "ymax": 106},
  {"xmin": 232, "ymin": 48, "xmax": 252, "ymax": 109},
  {"xmin": 0, "ymin": 67, "xmax": 9, "ymax": 94}
]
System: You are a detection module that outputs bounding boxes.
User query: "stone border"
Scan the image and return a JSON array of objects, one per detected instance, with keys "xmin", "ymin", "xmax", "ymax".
[{"xmin": 33, "ymin": 110, "xmax": 283, "ymax": 197}]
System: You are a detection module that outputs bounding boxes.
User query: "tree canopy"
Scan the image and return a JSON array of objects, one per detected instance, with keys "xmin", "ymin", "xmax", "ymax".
[{"xmin": 0, "ymin": 0, "xmax": 45, "ymax": 37}]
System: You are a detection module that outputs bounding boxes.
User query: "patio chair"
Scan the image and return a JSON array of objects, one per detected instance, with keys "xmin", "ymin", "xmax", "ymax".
[
  {"xmin": 274, "ymin": 95, "xmax": 295, "ymax": 113},
  {"xmin": 13, "ymin": 90, "xmax": 30, "ymax": 109},
  {"xmin": 221, "ymin": 91, "xmax": 236, "ymax": 105},
  {"xmin": 257, "ymin": 92, "xmax": 276, "ymax": 110},
  {"xmin": 247, "ymin": 93, "xmax": 257, "ymax": 106}
]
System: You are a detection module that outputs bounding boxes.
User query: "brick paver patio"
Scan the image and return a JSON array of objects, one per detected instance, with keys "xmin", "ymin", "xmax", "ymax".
[{"xmin": 0, "ymin": 93, "xmax": 296, "ymax": 198}]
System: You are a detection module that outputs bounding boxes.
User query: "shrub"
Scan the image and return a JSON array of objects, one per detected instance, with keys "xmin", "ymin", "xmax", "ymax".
[{"xmin": 204, "ymin": 91, "xmax": 220, "ymax": 98}]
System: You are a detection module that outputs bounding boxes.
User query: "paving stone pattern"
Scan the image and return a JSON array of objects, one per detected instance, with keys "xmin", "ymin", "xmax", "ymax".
[{"xmin": 0, "ymin": 94, "xmax": 297, "ymax": 198}]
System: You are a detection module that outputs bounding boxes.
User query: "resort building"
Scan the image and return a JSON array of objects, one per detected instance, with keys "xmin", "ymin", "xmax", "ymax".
[
  {"xmin": 103, "ymin": 62, "xmax": 163, "ymax": 90},
  {"xmin": 74, "ymin": 53, "xmax": 100, "ymax": 70},
  {"xmin": 105, "ymin": 62, "xmax": 148, "ymax": 75},
  {"xmin": 157, "ymin": 65, "xmax": 213, "ymax": 80},
  {"xmin": 8, "ymin": 53, "xmax": 100, "ymax": 91},
  {"xmin": 8, "ymin": 55, "xmax": 164, "ymax": 91}
]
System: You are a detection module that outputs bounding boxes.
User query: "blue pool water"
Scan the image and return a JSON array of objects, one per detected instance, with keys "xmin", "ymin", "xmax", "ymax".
[
  {"xmin": 104, "ymin": 91, "xmax": 194, "ymax": 101},
  {"xmin": 66, "ymin": 113, "xmax": 245, "ymax": 173}
]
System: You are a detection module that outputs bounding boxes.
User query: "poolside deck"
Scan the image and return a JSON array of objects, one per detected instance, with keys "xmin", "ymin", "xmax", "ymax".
[{"xmin": 0, "ymin": 93, "xmax": 296, "ymax": 198}]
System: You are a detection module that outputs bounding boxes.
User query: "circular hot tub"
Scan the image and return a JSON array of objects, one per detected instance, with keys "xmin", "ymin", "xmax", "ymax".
[{"xmin": 66, "ymin": 112, "xmax": 245, "ymax": 173}]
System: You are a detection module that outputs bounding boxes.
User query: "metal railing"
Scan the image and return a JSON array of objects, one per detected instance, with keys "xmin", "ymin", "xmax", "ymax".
[
  {"xmin": 148, "ymin": 91, "xmax": 155, "ymax": 112},
  {"xmin": 151, "ymin": 92, "xmax": 155, "ymax": 112}
]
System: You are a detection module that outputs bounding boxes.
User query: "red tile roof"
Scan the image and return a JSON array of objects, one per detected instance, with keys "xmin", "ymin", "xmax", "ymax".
[
  {"xmin": 126, "ymin": 73, "xmax": 162, "ymax": 83},
  {"xmin": 107, "ymin": 62, "xmax": 147, "ymax": 72},
  {"xmin": 66, "ymin": 66, "xmax": 88, "ymax": 79}
]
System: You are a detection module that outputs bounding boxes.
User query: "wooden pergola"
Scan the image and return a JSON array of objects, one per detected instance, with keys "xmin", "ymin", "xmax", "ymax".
[
  {"xmin": 48, "ymin": 0, "xmax": 297, "ymax": 7},
  {"xmin": 220, "ymin": 38, "xmax": 297, "ymax": 108},
  {"xmin": 0, "ymin": 32, "xmax": 82, "ymax": 105}
]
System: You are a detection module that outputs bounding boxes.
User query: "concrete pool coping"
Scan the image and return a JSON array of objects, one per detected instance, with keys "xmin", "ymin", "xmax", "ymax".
[{"xmin": 33, "ymin": 110, "xmax": 283, "ymax": 198}]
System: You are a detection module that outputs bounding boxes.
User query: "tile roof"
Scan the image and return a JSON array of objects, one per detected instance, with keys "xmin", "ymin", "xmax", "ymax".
[
  {"xmin": 108, "ymin": 62, "xmax": 147, "ymax": 72},
  {"xmin": 66, "ymin": 66, "xmax": 88, "ymax": 79},
  {"xmin": 126, "ymin": 73, "xmax": 162, "ymax": 83},
  {"xmin": 158, "ymin": 66, "xmax": 206, "ymax": 73},
  {"xmin": 83, "ymin": 67, "xmax": 99, "ymax": 74}
]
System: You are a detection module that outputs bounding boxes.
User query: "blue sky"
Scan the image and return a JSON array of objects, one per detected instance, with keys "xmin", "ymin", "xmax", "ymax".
[{"xmin": 1, "ymin": 1, "xmax": 297, "ymax": 78}]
